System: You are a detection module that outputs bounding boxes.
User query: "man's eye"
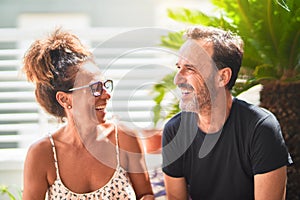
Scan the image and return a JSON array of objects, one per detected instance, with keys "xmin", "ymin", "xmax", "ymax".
[{"xmin": 187, "ymin": 67, "xmax": 195, "ymax": 71}]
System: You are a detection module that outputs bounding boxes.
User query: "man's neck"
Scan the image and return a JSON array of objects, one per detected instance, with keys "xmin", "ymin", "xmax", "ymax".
[{"xmin": 197, "ymin": 91, "xmax": 233, "ymax": 133}]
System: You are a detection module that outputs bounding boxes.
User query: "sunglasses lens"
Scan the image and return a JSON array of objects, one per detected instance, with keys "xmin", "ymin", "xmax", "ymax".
[
  {"xmin": 90, "ymin": 80, "xmax": 113, "ymax": 97},
  {"xmin": 91, "ymin": 82, "xmax": 103, "ymax": 96},
  {"xmin": 104, "ymin": 80, "xmax": 113, "ymax": 93}
]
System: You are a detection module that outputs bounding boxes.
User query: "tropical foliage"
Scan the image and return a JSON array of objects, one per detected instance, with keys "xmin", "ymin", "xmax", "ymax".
[
  {"xmin": 0, "ymin": 185, "xmax": 22, "ymax": 200},
  {"xmin": 152, "ymin": 0, "xmax": 300, "ymax": 126}
]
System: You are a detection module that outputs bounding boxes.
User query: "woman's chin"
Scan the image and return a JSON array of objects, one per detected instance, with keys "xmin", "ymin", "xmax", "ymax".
[
  {"xmin": 96, "ymin": 111, "xmax": 107, "ymax": 124},
  {"xmin": 97, "ymin": 116, "xmax": 107, "ymax": 124},
  {"xmin": 97, "ymin": 119, "xmax": 106, "ymax": 124}
]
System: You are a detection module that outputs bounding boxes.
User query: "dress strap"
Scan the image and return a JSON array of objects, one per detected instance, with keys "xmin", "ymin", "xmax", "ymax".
[
  {"xmin": 114, "ymin": 124, "xmax": 120, "ymax": 168},
  {"xmin": 48, "ymin": 134, "xmax": 60, "ymax": 180}
]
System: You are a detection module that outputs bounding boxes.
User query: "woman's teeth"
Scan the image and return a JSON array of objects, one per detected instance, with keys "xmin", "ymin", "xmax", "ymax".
[{"xmin": 95, "ymin": 105, "xmax": 105, "ymax": 110}]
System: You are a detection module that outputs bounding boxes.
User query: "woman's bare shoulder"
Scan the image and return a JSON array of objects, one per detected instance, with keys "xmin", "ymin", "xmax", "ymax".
[
  {"xmin": 26, "ymin": 135, "xmax": 53, "ymax": 160},
  {"xmin": 117, "ymin": 123, "xmax": 143, "ymax": 153}
]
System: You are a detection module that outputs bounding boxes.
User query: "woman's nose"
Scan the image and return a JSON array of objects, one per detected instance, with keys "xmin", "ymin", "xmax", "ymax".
[{"xmin": 101, "ymin": 89, "xmax": 111, "ymax": 100}]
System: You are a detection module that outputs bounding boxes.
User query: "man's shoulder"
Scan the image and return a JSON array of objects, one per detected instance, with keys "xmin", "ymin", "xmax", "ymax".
[
  {"xmin": 232, "ymin": 98, "xmax": 281, "ymax": 136},
  {"xmin": 234, "ymin": 98, "xmax": 274, "ymax": 120},
  {"xmin": 164, "ymin": 112, "xmax": 199, "ymax": 135},
  {"xmin": 165, "ymin": 112, "xmax": 182, "ymax": 127}
]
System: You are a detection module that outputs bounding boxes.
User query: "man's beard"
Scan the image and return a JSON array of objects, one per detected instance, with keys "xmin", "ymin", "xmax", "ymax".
[
  {"xmin": 179, "ymin": 87, "xmax": 212, "ymax": 113},
  {"xmin": 180, "ymin": 93, "xmax": 198, "ymax": 112}
]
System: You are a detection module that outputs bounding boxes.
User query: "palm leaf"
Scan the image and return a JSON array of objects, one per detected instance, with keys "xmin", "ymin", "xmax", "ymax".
[
  {"xmin": 151, "ymin": 72, "xmax": 177, "ymax": 126},
  {"xmin": 160, "ymin": 31, "xmax": 185, "ymax": 50},
  {"xmin": 253, "ymin": 64, "xmax": 280, "ymax": 80}
]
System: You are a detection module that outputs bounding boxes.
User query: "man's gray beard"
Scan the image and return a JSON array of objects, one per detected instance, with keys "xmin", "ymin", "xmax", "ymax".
[
  {"xmin": 179, "ymin": 95, "xmax": 199, "ymax": 112},
  {"xmin": 179, "ymin": 93, "xmax": 213, "ymax": 113}
]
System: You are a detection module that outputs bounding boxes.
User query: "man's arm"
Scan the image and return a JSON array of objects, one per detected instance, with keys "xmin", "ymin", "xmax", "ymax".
[
  {"xmin": 164, "ymin": 174, "xmax": 188, "ymax": 200},
  {"xmin": 254, "ymin": 166, "xmax": 287, "ymax": 200}
]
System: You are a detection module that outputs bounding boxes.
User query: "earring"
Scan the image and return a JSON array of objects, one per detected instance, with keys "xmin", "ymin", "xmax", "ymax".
[{"xmin": 67, "ymin": 105, "xmax": 72, "ymax": 109}]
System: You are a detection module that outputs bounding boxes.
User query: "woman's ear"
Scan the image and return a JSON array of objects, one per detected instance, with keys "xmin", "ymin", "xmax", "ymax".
[
  {"xmin": 56, "ymin": 91, "xmax": 72, "ymax": 109},
  {"xmin": 218, "ymin": 67, "xmax": 232, "ymax": 87}
]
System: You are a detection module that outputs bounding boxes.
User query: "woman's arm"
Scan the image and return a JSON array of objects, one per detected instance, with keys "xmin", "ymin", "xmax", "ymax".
[
  {"xmin": 22, "ymin": 139, "xmax": 50, "ymax": 200},
  {"xmin": 118, "ymin": 127, "xmax": 154, "ymax": 199},
  {"xmin": 129, "ymin": 172, "xmax": 154, "ymax": 200}
]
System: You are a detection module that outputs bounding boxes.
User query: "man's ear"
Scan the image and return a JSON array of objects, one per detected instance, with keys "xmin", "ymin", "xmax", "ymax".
[
  {"xmin": 56, "ymin": 91, "xmax": 72, "ymax": 109},
  {"xmin": 218, "ymin": 67, "xmax": 232, "ymax": 87}
]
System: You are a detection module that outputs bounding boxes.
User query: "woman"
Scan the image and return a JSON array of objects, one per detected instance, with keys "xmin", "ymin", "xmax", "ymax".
[{"xmin": 22, "ymin": 29, "xmax": 154, "ymax": 200}]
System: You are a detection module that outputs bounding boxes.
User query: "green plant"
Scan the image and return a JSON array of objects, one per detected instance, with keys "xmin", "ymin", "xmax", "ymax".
[
  {"xmin": 152, "ymin": 0, "xmax": 299, "ymax": 125},
  {"xmin": 151, "ymin": 72, "xmax": 178, "ymax": 127},
  {"xmin": 0, "ymin": 185, "xmax": 22, "ymax": 200}
]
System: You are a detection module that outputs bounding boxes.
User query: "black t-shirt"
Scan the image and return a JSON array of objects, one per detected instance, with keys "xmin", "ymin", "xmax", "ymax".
[{"xmin": 162, "ymin": 98, "xmax": 292, "ymax": 200}]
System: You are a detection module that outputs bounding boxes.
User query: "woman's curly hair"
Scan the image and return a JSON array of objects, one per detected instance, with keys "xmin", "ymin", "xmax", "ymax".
[{"xmin": 23, "ymin": 28, "xmax": 92, "ymax": 119}]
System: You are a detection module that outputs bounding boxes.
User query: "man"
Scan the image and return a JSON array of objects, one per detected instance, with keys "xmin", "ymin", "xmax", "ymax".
[{"xmin": 162, "ymin": 26, "xmax": 292, "ymax": 200}]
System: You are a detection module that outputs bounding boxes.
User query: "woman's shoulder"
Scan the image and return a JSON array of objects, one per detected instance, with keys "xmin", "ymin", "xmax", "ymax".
[
  {"xmin": 23, "ymin": 134, "xmax": 58, "ymax": 189},
  {"xmin": 117, "ymin": 123, "xmax": 142, "ymax": 153},
  {"xmin": 26, "ymin": 135, "xmax": 53, "ymax": 160}
]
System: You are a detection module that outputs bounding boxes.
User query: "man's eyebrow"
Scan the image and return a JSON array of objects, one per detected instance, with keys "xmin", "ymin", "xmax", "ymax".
[
  {"xmin": 175, "ymin": 62, "xmax": 196, "ymax": 68},
  {"xmin": 185, "ymin": 64, "xmax": 195, "ymax": 68}
]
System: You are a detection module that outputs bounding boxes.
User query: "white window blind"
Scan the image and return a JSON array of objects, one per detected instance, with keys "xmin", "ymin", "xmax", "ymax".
[{"xmin": 0, "ymin": 27, "xmax": 176, "ymax": 149}]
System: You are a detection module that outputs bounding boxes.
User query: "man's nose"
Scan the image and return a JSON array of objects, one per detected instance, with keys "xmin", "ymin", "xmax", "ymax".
[{"xmin": 174, "ymin": 70, "xmax": 186, "ymax": 85}]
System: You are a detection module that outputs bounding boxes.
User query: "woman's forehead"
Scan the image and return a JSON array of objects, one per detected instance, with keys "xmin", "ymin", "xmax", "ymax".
[
  {"xmin": 81, "ymin": 61, "xmax": 102, "ymax": 74},
  {"xmin": 74, "ymin": 62, "xmax": 104, "ymax": 84},
  {"xmin": 82, "ymin": 62, "xmax": 104, "ymax": 77}
]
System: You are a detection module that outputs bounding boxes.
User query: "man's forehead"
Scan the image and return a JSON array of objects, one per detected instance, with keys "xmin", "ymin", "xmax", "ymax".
[{"xmin": 178, "ymin": 39, "xmax": 214, "ymax": 69}]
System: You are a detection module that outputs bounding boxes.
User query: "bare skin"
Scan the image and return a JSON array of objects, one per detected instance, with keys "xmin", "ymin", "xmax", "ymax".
[
  {"xmin": 23, "ymin": 63, "xmax": 154, "ymax": 200},
  {"xmin": 23, "ymin": 124, "xmax": 154, "ymax": 199}
]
